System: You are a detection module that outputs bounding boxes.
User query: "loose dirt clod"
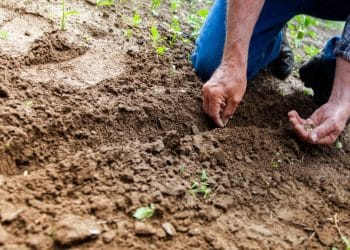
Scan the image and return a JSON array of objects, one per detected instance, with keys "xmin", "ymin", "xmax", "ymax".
[
  {"xmin": 134, "ymin": 221, "xmax": 156, "ymax": 236},
  {"xmin": 54, "ymin": 215, "xmax": 101, "ymax": 246},
  {"xmin": 0, "ymin": 225, "xmax": 8, "ymax": 245}
]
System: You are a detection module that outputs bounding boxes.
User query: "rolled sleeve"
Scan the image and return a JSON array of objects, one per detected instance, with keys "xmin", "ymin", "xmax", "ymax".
[{"xmin": 334, "ymin": 15, "xmax": 350, "ymax": 61}]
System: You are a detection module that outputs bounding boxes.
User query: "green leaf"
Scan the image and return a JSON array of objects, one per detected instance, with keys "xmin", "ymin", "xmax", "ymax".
[
  {"xmin": 64, "ymin": 10, "xmax": 79, "ymax": 17},
  {"xmin": 133, "ymin": 204, "xmax": 155, "ymax": 220},
  {"xmin": 0, "ymin": 30, "xmax": 9, "ymax": 40}
]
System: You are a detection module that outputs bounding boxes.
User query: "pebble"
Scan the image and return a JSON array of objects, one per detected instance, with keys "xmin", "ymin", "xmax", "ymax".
[
  {"xmin": 0, "ymin": 175, "xmax": 5, "ymax": 186},
  {"xmin": 0, "ymin": 203, "xmax": 23, "ymax": 223},
  {"xmin": 54, "ymin": 214, "xmax": 101, "ymax": 246},
  {"xmin": 0, "ymin": 85, "xmax": 9, "ymax": 98},
  {"xmin": 134, "ymin": 221, "xmax": 156, "ymax": 236},
  {"xmin": 191, "ymin": 125, "xmax": 200, "ymax": 135},
  {"xmin": 188, "ymin": 227, "xmax": 201, "ymax": 236},
  {"xmin": 244, "ymin": 156, "xmax": 253, "ymax": 164},
  {"xmin": 102, "ymin": 230, "xmax": 116, "ymax": 243},
  {"xmin": 149, "ymin": 141, "xmax": 165, "ymax": 154},
  {"xmin": 162, "ymin": 222, "xmax": 177, "ymax": 236},
  {"xmin": 235, "ymin": 149, "xmax": 244, "ymax": 160}
]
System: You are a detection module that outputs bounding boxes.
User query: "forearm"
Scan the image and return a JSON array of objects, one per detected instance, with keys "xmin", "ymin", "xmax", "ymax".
[
  {"xmin": 222, "ymin": 0, "xmax": 265, "ymax": 69},
  {"xmin": 329, "ymin": 57, "xmax": 350, "ymax": 111}
]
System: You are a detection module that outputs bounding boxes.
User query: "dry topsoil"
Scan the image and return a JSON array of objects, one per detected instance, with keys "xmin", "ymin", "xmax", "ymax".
[{"xmin": 0, "ymin": 0, "xmax": 349, "ymax": 249}]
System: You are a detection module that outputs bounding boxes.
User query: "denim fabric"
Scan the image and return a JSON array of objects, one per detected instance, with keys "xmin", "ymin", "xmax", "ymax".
[
  {"xmin": 191, "ymin": 0, "xmax": 350, "ymax": 81},
  {"xmin": 335, "ymin": 15, "xmax": 350, "ymax": 61}
]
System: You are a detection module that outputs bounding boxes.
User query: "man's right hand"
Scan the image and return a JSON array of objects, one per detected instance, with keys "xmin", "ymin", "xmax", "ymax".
[{"xmin": 202, "ymin": 64, "xmax": 247, "ymax": 127}]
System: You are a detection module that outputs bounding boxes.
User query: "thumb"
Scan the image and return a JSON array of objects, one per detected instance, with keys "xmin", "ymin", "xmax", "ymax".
[
  {"xmin": 309, "ymin": 120, "xmax": 335, "ymax": 144},
  {"xmin": 221, "ymin": 98, "xmax": 239, "ymax": 126}
]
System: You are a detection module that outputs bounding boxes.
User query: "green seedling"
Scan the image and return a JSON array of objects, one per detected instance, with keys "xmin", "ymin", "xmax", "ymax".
[
  {"xmin": 132, "ymin": 12, "xmax": 142, "ymax": 27},
  {"xmin": 178, "ymin": 165, "xmax": 186, "ymax": 176},
  {"xmin": 156, "ymin": 45, "xmax": 167, "ymax": 55},
  {"xmin": 133, "ymin": 204, "xmax": 155, "ymax": 220},
  {"xmin": 342, "ymin": 236, "xmax": 350, "ymax": 250},
  {"xmin": 169, "ymin": 16, "xmax": 182, "ymax": 45},
  {"xmin": 96, "ymin": 0, "xmax": 114, "ymax": 7},
  {"xmin": 151, "ymin": 0, "xmax": 162, "ymax": 15},
  {"xmin": 187, "ymin": 8, "xmax": 209, "ymax": 38},
  {"xmin": 189, "ymin": 170, "xmax": 212, "ymax": 198},
  {"xmin": 170, "ymin": 0, "xmax": 180, "ymax": 12},
  {"xmin": 335, "ymin": 140, "xmax": 343, "ymax": 150},
  {"xmin": 150, "ymin": 25, "xmax": 167, "ymax": 55},
  {"xmin": 60, "ymin": 0, "xmax": 79, "ymax": 31},
  {"xmin": 303, "ymin": 87, "xmax": 314, "ymax": 97},
  {"xmin": 303, "ymin": 44, "xmax": 320, "ymax": 57},
  {"xmin": 123, "ymin": 29, "xmax": 133, "ymax": 38},
  {"xmin": 271, "ymin": 152, "xmax": 283, "ymax": 168},
  {"xmin": 0, "ymin": 30, "xmax": 9, "ymax": 40}
]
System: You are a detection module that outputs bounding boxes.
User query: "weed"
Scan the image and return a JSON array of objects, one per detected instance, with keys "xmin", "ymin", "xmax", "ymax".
[
  {"xmin": 133, "ymin": 204, "xmax": 155, "ymax": 220},
  {"xmin": 60, "ymin": 0, "xmax": 79, "ymax": 31},
  {"xmin": 170, "ymin": 0, "xmax": 180, "ymax": 12},
  {"xmin": 96, "ymin": 0, "xmax": 114, "ymax": 7},
  {"xmin": 288, "ymin": 15, "xmax": 318, "ymax": 48},
  {"xmin": 0, "ymin": 30, "xmax": 9, "ymax": 40},
  {"xmin": 341, "ymin": 236, "xmax": 350, "ymax": 250},
  {"xmin": 189, "ymin": 170, "xmax": 211, "ymax": 198}
]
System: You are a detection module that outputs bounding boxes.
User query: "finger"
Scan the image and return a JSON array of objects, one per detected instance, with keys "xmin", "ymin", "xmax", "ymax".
[
  {"xmin": 221, "ymin": 98, "xmax": 239, "ymax": 125},
  {"xmin": 309, "ymin": 121, "xmax": 340, "ymax": 144},
  {"xmin": 208, "ymin": 99, "xmax": 225, "ymax": 128},
  {"xmin": 288, "ymin": 110, "xmax": 306, "ymax": 125},
  {"xmin": 293, "ymin": 123, "xmax": 310, "ymax": 142},
  {"xmin": 202, "ymin": 95, "xmax": 209, "ymax": 114},
  {"xmin": 314, "ymin": 133, "xmax": 339, "ymax": 145}
]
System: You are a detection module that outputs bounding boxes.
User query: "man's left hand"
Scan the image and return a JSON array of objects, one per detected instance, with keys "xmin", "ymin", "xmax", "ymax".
[{"xmin": 289, "ymin": 101, "xmax": 350, "ymax": 145}]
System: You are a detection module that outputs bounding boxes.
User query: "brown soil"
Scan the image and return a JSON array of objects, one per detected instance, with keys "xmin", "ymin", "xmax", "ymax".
[{"xmin": 0, "ymin": 1, "xmax": 349, "ymax": 249}]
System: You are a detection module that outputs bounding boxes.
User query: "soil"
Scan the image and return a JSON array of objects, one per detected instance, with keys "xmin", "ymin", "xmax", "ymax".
[{"xmin": 0, "ymin": 1, "xmax": 349, "ymax": 249}]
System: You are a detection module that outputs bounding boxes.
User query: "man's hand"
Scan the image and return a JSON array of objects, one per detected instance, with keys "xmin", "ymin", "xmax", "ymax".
[
  {"xmin": 202, "ymin": 64, "xmax": 247, "ymax": 127},
  {"xmin": 289, "ymin": 101, "xmax": 350, "ymax": 144}
]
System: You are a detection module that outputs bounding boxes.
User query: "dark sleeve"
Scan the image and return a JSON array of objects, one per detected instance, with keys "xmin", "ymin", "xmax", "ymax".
[{"xmin": 334, "ymin": 15, "xmax": 350, "ymax": 61}]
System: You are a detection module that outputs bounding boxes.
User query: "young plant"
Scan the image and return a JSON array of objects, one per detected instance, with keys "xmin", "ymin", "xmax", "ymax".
[
  {"xmin": 133, "ymin": 204, "xmax": 155, "ymax": 220},
  {"xmin": 60, "ymin": 0, "xmax": 79, "ymax": 31},
  {"xmin": 0, "ymin": 30, "xmax": 9, "ymax": 40},
  {"xmin": 169, "ymin": 16, "xmax": 182, "ymax": 45},
  {"xmin": 132, "ymin": 11, "xmax": 142, "ymax": 27},
  {"xmin": 189, "ymin": 170, "xmax": 212, "ymax": 198},
  {"xmin": 187, "ymin": 8, "xmax": 209, "ymax": 38},
  {"xmin": 96, "ymin": 0, "xmax": 114, "ymax": 7},
  {"xmin": 151, "ymin": 0, "xmax": 162, "ymax": 15},
  {"xmin": 150, "ymin": 25, "xmax": 167, "ymax": 56}
]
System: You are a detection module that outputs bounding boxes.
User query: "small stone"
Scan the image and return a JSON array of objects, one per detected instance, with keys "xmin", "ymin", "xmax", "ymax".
[
  {"xmin": 0, "ymin": 85, "xmax": 9, "ymax": 98},
  {"xmin": 24, "ymin": 31, "xmax": 31, "ymax": 36},
  {"xmin": 191, "ymin": 125, "xmax": 200, "ymax": 135},
  {"xmin": 162, "ymin": 222, "xmax": 176, "ymax": 236},
  {"xmin": 54, "ymin": 214, "xmax": 101, "ymax": 246},
  {"xmin": 235, "ymin": 149, "xmax": 243, "ymax": 160},
  {"xmin": 102, "ymin": 230, "xmax": 116, "ymax": 243},
  {"xmin": 316, "ymin": 229, "xmax": 334, "ymax": 246},
  {"xmin": 155, "ymin": 228, "xmax": 166, "ymax": 238},
  {"xmin": 188, "ymin": 227, "xmax": 201, "ymax": 236},
  {"xmin": 134, "ymin": 222, "xmax": 156, "ymax": 236},
  {"xmin": 1, "ymin": 203, "xmax": 23, "ymax": 223},
  {"xmin": 148, "ymin": 141, "xmax": 165, "ymax": 154},
  {"xmin": 0, "ymin": 224, "xmax": 8, "ymax": 245},
  {"xmin": 244, "ymin": 156, "xmax": 253, "ymax": 164}
]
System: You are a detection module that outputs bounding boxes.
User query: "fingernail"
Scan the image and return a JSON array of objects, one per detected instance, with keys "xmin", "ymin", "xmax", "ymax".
[{"xmin": 311, "ymin": 132, "xmax": 318, "ymax": 142}]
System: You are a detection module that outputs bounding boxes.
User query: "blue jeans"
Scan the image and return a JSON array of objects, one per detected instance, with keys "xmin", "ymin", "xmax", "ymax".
[{"xmin": 191, "ymin": 0, "xmax": 350, "ymax": 81}]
